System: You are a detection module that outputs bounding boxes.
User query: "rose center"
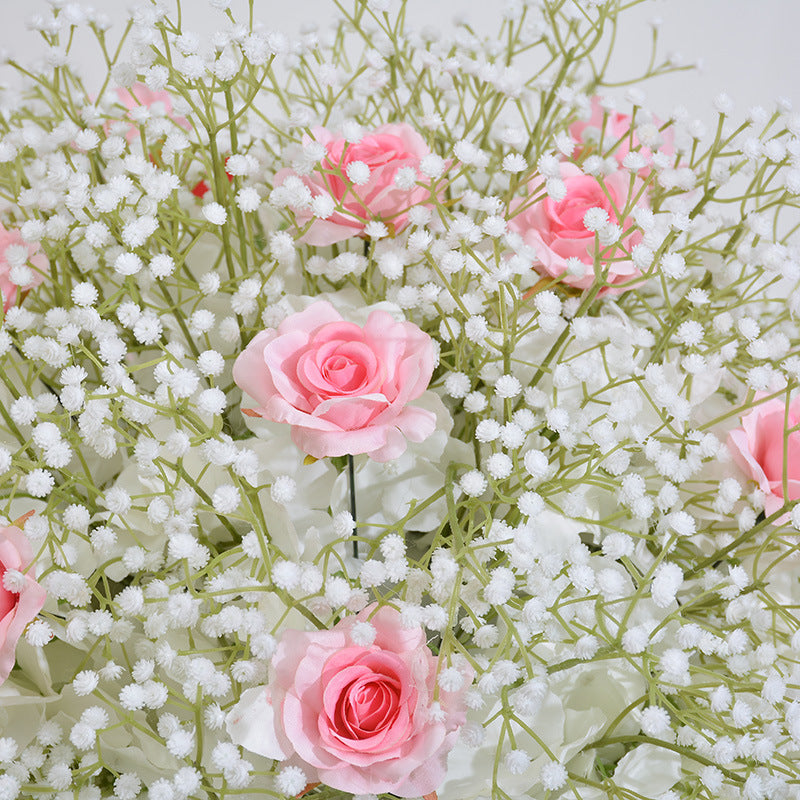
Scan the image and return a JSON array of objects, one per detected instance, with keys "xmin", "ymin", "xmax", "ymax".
[
  {"xmin": 322, "ymin": 354, "xmax": 368, "ymax": 393},
  {"xmin": 553, "ymin": 185, "xmax": 616, "ymax": 232},
  {"xmin": 320, "ymin": 134, "xmax": 413, "ymax": 217},
  {"xmin": 339, "ymin": 676, "xmax": 401, "ymax": 738}
]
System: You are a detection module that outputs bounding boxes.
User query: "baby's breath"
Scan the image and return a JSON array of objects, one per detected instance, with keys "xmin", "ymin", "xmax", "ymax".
[{"xmin": 0, "ymin": 1, "xmax": 797, "ymax": 800}]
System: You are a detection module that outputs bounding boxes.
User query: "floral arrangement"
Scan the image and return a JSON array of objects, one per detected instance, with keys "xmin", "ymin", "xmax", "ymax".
[{"xmin": 0, "ymin": 1, "xmax": 799, "ymax": 799}]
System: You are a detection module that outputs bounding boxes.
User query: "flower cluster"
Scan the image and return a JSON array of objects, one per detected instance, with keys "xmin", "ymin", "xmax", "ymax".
[{"xmin": 0, "ymin": 2, "xmax": 799, "ymax": 800}]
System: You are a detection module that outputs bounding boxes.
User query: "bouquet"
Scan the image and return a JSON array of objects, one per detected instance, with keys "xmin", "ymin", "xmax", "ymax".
[{"xmin": 0, "ymin": 1, "xmax": 799, "ymax": 799}]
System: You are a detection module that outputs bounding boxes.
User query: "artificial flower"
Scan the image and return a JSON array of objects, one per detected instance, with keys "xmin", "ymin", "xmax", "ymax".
[
  {"xmin": 114, "ymin": 83, "xmax": 191, "ymax": 141},
  {"xmin": 727, "ymin": 393, "xmax": 800, "ymax": 518},
  {"xmin": 0, "ymin": 522, "xmax": 46, "ymax": 685},
  {"xmin": 508, "ymin": 162, "xmax": 648, "ymax": 294},
  {"xmin": 227, "ymin": 604, "xmax": 473, "ymax": 797},
  {"xmin": 570, "ymin": 95, "xmax": 673, "ymax": 169},
  {"xmin": 0, "ymin": 224, "xmax": 47, "ymax": 312},
  {"xmin": 233, "ymin": 300, "xmax": 437, "ymax": 461},
  {"xmin": 274, "ymin": 123, "xmax": 440, "ymax": 245}
]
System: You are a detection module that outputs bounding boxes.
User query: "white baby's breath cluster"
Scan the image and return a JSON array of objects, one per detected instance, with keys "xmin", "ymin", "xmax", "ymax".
[{"xmin": 0, "ymin": 1, "xmax": 799, "ymax": 799}]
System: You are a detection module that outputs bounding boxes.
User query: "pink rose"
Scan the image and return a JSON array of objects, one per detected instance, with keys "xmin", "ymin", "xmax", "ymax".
[
  {"xmin": 569, "ymin": 96, "xmax": 674, "ymax": 169},
  {"xmin": 274, "ymin": 123, "xmax": 439, "ymax": 246},
  {"xmin": 0, "ymin": 225, "xmax": 48, "ymax": 312},
  {"xmin": 114, "ymin": 83, "xmax": 191, "ymax": 142},
  {"xmin": 727, "ymin": 394, "xmax": 800, "ymax": 518},
  {"xmin": 233, "ymin": 300, "xmax": 437, "ymax": 461},
  {"xmin": 508, "ymin": 162, "xmax": 648, "ymax": 295},
  {"xmin": 227, "ymin": 605, "xmax": 473, "ymax": 797},
  {"xmin": 0, "ymin": 522, "xmax": 46, "ymax": 685}
]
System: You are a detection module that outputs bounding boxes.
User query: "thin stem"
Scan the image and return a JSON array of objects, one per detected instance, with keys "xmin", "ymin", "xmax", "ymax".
[{"xmin": 348, "ymin": 453, "xmax": 358, "ymax": 559}]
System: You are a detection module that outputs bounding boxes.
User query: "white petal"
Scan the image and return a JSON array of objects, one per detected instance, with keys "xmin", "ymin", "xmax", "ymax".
[
  {"xmin": 226, "ymin": 686, "xmax": 286, "ymax": 760},
  {"xmin": 613, "ymin": 744, "xmax": 682, "ymax": 795}
]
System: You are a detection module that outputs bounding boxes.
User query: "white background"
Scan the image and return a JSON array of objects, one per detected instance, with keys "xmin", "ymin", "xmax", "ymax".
[{"xmin": 0, "ymin": 0, "xmax": 797, "ymax": 125}]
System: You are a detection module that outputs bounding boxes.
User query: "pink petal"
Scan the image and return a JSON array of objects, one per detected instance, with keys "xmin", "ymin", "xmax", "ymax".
[{"xmin": 232, "ymin": 329, "xmax": 279, "ymax": 407}]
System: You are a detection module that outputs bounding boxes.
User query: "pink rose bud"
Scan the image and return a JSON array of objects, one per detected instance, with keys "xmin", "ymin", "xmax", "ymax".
[
  {"xmin": 233, "ymin": 300, "xmax": 437, "ymax": 461},
  {"xmin": 0, "ymin": 225, "xmax": 48, "ymax": 312},
  {"xmin": 727, "ymin": 394, "xmax": 800, "ymax": 518},
  {"xmin": 273, "ymin": 123, "xmax": 442, "ymax": 245},
  {"xmin": 508, "ymin": 162, "xmax": 649, "ymax": 295},
  {"xmin": 0, "ymin": 521, "xmax": 47, "ymax": 684},
  {"xmin": 226, "ymin": 604, "xmax": 473, "ymax": 797}
]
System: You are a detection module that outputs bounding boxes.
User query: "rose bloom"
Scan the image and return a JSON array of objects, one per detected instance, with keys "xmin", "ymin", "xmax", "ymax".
[
  {"xmin": 0, "ymin": 523, "xmax": 46, "ymax": 684},
  {"xmin": 508, "ymin": 162, "xmax": 648, "ymax": 295},
  {"xmin": 227, "ymin": 605, "xmax": 473, "ymax": 798},
  {"xmin": 114, "ymin": 83, "xmax": 191, "ymax": 142},
  {"xmin": 0, "ymin": 225, "xmax": 48, "ymax": 312},
  {"xmin": 569, "ymin": 95, "xmax": 673, "ymax": 169},
  {"xmin": 274, "ymin": 123, "xmax": 439, "ymax": 246},
  {"xmin": 233, "ymin": 300, "xmax": 437, "ymax": 461},
  {"xmin": 727, "ymin": 394, "xmax": 800, "ymax": 518}
]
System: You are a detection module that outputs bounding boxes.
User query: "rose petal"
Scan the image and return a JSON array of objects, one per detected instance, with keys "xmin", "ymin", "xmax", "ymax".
[
  {"xmin": 232, "ymin": 329, "xmax": 279, "ymax": 407},
  {"xmin": 226, "ymin": 687, "xmax": 287, "ymax": 761}
]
